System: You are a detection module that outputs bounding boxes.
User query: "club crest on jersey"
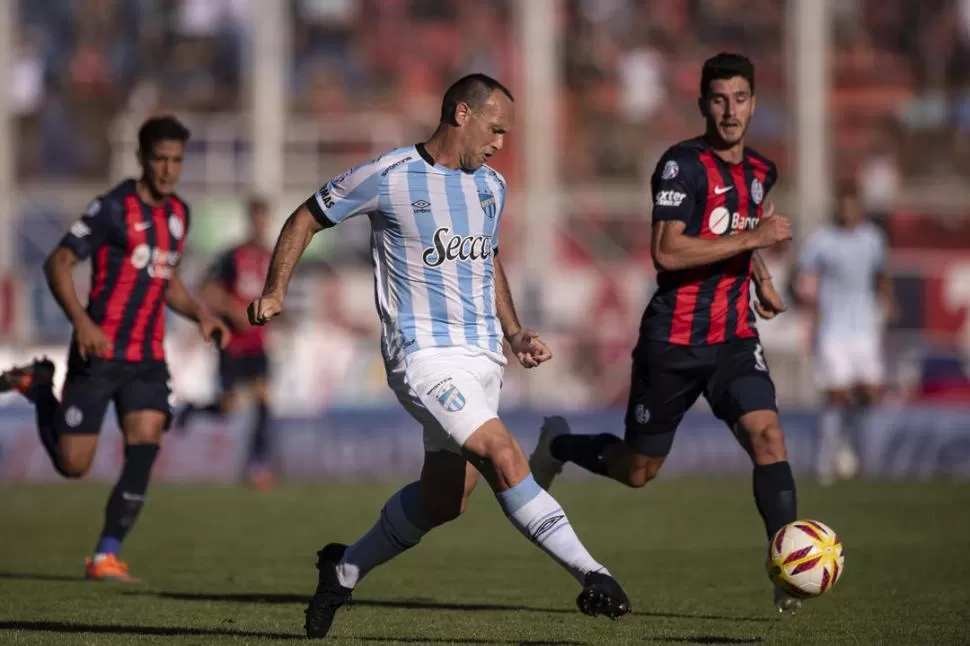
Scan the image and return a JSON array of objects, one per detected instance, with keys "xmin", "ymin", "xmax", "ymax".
[
  {"xmin": 479, "ymin": 192, "xmax": 496, "ymax": 218},
  {"xmin": 751, "ymin": 178, "xmax": 764, "ymax": 205},
  {"xmin": 168, "ymin": 214, "xmax": 184, "ymax": 240},
  {"xmin": 662, "ymin": 160, "xmax": 679, "ymax": 180}
]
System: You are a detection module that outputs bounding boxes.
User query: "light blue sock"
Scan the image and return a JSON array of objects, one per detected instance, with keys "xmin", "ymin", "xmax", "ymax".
[{"xmin": 496, "ymin": 474, "xmax": 606, "ymax": 583}]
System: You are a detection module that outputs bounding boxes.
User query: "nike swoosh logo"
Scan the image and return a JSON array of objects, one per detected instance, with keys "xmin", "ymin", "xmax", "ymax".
[
  {"xmin": 714, "ymin": 185, "xmax": 733, "ymax": 195},
  {"xmin": 134, "ymin": 221, "xmax": 152, "ymax": 231}
]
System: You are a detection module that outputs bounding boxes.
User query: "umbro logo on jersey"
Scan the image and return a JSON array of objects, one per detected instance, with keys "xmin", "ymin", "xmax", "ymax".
[
  {"xmin": 714, "ymin": 185, "xmax": 734, "ymax": 195},
  {"xmin": 411, "ymin": 199, "xmax": 431, "ymax": 213}
]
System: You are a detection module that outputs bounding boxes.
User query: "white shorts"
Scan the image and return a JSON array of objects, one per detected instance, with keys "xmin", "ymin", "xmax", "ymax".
[
  {"xmin": 814, "ymin": 334, "xmax": 884, "ymax": 391},
  {"xmin": 387, "ymin": 346, "xmax": 504, "ymax": 454}
]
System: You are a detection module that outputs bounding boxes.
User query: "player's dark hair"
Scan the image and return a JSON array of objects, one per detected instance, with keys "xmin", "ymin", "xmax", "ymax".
[
  {"xmin": 700, "ymin": 53, "xmax": 755, "ymax": 97},
  {"xmin": 440, "ymin": 74, "xmax": 514, "ymax": 125},
  {"xmin": 138, "ymin": 115, "xmax": 191, "ymax": 153}
]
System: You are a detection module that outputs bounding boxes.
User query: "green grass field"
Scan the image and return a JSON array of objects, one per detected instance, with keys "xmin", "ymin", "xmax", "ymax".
[{"xmin": 1, "ymin": 478, "xmax": 968, "ymax": 645}]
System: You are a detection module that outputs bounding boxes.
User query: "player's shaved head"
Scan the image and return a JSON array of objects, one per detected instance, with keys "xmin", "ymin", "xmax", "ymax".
[{"xmin": 440, "ymin": 74, "xmax": 514, "ymax": 125}]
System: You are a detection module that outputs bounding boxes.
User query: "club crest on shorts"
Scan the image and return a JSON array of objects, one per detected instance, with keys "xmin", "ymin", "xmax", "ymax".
[
  {"xmin": 430, "ymin": 378, "xmax": 466, "ymax": 412},
  {"xmin": 64, "ymin": 406, "xmax": 83, "ymax": 428},
  {"xmin": 634, "ymin": 404, "xmax": 650, "ymax": 425}
]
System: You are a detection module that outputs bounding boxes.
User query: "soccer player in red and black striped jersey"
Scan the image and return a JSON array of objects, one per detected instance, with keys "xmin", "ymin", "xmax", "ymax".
[
  {"xmin": 0, "ymin": 116, "xmax": 230, "ymax": 582},
  {"xmin": 173, "ymin": 197, "xmax": 276, "ymax": 489},
  {"xmin": 528, "ymin": 53, "xmax": 802, "ymax": 613}
]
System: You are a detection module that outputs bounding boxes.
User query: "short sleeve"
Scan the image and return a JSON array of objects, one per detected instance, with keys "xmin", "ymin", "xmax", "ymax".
[
  {"xmin": 797, "ymin": 231, "xmax": 824, "ymax": 273},
  {"xmin": 764, "ymin": 160, "xmax": 779, "ymax": 193},
  {"xmin": 205, "ymin": 250, "xmax": 236, "ymax": 288},
  {"xmin": 485, "ymin": 168, "xmax": 506, "ymax": 252},
  {"xmin": 58, "ymin": 197, "xmax": 120, "ymax": 260},
  {"xmin": 305, "ymin": 158, "xmax": 385, "ymax": 228},
  {"xmin": 650, "ymin": 150, "xmax": 699, "ymax": 224},
  {"xmin": 871, "ymin": 226, "xmax": 888, "ymax": 272}
]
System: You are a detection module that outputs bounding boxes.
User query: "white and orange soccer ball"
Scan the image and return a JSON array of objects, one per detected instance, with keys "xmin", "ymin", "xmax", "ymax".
[{"xmin": 767, "ymin": 519, "xmax": 844, "ymax": 598}]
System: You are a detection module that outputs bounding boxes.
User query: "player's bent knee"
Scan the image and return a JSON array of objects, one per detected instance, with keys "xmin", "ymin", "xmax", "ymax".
[
  {"xmin": 745, "ymin": 421, "xmax": 787, "ymax": 463},
  {"xmin": 626, "ymin": 454, "xmax": 665, "ymax": 488}
]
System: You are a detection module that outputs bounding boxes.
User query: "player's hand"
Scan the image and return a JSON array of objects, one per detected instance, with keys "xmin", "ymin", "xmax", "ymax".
[
  {"xmin": 199, "ymin": 315, "xmax": 231, "ymax": 349},
  {"xmin": 508, "ymin": 329, "xmax": 553, "ymax": 369},
  {"xmin": 248, "ymin": 294, "xmax": 283, "ymax": 326},
  {"xmin": 753, "ymin": 202, "xmax": 792, "ymax": 248},
  {"xmin": 754, "ymin": 279, "xmax": 787, "ymax": 320},
  {"xmin": 76, "ymin": 318, "xmax": 112, "ymax": 360}
]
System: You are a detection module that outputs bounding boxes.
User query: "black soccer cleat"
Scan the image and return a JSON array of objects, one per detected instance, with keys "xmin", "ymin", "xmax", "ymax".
[
  {"xmin": 576, "ymin": 571, "xmax": 632, "ymax": 620},
  {"xmin": 304, "ymin": 543, "xmax": 353, "ymax": 639},
  {"xmin": 0, "ymin": 357, "xmax": 54, "ymax": 397}
]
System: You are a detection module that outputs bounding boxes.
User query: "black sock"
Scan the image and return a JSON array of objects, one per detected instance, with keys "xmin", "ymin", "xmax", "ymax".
[
  {"xmin": 33, "ymin": 385, "xmax": 69, "ymax": 477},
  {"xmin": 248, "ymin": 402, "xmax": 271, "ymax": 466},
  {"xmin": 753, "ymin": 461, "xmax": 797, "ymax": 540},
  {"xmin": 95, "ymin": 444, "xmax": 159, "ymax": 555},
  {"xmin": 549, "ymin": 433, "xmax": 622, "ymax": 477}
]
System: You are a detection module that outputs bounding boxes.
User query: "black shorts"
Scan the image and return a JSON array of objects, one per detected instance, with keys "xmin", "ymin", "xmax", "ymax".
[
  {"xmin": 218, "ymin": 350, "xmax": 270, "ymax": 393},
  {"xmin": 624, "ymin": 336, "xmax": 777, "ymax": 457},
  {"xmin": 59, "ymin": 345, "xmax": 172, "ymax": 436}
]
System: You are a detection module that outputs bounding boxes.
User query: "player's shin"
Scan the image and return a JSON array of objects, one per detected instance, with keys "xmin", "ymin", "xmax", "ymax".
[
  {"xmin": 753, "ymin": 461, "xmax": 797, "ymax": 540},
  {"xmin": 95, "ymin": 443, "xmax": 159, "ymax": 557},
  {"xmin": 249, "ymin": 401, "xmax": 271, "ymax": 466},
  {"xmin": 550, "ymin": 433, "xmax": 623, "ymax": 477},
  {"xmin": 816, "ymin": 407, "xmax": 843, "ymax": 483},
  {"xmin": 33, "ymin": 385, "xmax": 65, "ymax": 474},
  {"xmin": 335, "ymin": 481, "xmax": 433, "ymax": 589},
  {"xmin": 496, "ymin": 474, "xmax": 607, "ymax": 583}
]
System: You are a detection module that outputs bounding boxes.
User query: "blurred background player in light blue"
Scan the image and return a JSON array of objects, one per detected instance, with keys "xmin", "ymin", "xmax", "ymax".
[{"xmin": 793, "ymin": 183, "xmax": 897, "ymax": 486}]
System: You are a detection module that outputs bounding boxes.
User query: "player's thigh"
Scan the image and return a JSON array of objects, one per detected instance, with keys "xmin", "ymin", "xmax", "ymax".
[
  {"xmin": 705, "ymin": 337, "xmax": 778, "ymax": 426},
  {"xmin": 57, "ymin": 354, "xmax": 120, "ymax": 470},
  {"xmin": 398, "ymin": 349, "xmax": 505, "ymax": 454},
  {"xmin": 624, "ymin": 341, "xmax": 705, "ymax": 459},
  {"xmin": 115, "ymin": 361, "xmax": 173, "ymax": 444},
  {"xmin": 814, "ymin": 336, "xmax": 854, "ymax": 392},
  {"xmin": 853, "ymin": 335, "xmax": 885, "ymax": 396},
  {"xmin": 419, "ymin": 449, "xmax": 480, "ymax": 524}
]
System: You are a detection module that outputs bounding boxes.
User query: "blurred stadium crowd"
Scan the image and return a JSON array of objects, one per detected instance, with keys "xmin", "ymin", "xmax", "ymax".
[{"xmin": 4, "ymin": 0, "xmax": 970, "ymax": 411}]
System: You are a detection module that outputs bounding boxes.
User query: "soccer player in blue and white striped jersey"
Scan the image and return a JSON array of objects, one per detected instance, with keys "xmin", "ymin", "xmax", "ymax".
[{"xmin": 248, "ymin": 74, "xmax": 630, "ymax": 638}]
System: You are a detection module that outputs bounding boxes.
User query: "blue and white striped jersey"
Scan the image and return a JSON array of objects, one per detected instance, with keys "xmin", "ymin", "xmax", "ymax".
[
  {"xmin": 797, "ymin": 222, "xmax": 888, "ymax": 338},
  {"xmin": 305, "ymin": 145, "xmax": 507, "ymax": 365}
]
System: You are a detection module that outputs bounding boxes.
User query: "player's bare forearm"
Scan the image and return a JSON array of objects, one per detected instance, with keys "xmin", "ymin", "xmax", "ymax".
[
  {"xmin": 200, "ymin": 280, "xmax": 234, "ymax": 318},
  {"xmin": 44, "ymin": 246, "xmax": 94, "ymax": 327},
  {"xmin": 261, "ymin": 205, "xmax": 321, "ymax": 300},
  {"xmin": 652, "ymin": 220, "xmax": 760, "ymax": 272},
  {"xmin": 165, "ymin": 272, "xmax": 204, "ymax": 323},
  {"xmin": 751, "ymin": 251, "xmax": 773, "ymax": 285},
  {"xmin": 493, "ymin": 254, "xmax": 522, "ymax": 340}
]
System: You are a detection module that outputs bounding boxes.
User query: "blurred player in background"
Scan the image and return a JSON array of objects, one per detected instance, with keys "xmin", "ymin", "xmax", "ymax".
[
  {"xmin": 248, "ymin": 73, "xmax": 631, "ymax": 638},
  {"xmin": 173, "ymin": 197, "xmax": 275, "ymax": 489},
  {"xmin": 792, "ymin": 182, "xmax": 896, "ymax": 486},
  {"xmin": 529, "ymin": 53, "xmax": 803, "ymax": 613},
  {"xmin": 0, "ymin": 116, "xmax": 230, "ymax": 581}
]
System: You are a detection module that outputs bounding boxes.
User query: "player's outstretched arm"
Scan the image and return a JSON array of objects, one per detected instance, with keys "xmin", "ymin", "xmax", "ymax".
[
  {"xmin": 494, "ymin": 253, "xmax": 552, "ymax": 369},
  {"xmin": 199, "ymin": 278, "xmax": 249, "ymax": 331},
  {"xmin": 249, "ymin": 205, "xmax": 322, "ymax": 325},
  {"xmin": 166, "ymin": 272, "xmax": 231, "ymax": 348},
  {"xmin": 651, "ymin": 202, "xmax": 792, "ymax": 272}
]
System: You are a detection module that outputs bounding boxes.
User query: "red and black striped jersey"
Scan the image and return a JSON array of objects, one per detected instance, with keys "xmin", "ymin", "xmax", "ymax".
[
  {"xmin": 206, "ymin": 242, "xmax": 271, "ymax": 356},
  {"xmin": 59, "ymin": 179, "xmax": 190, "ymax": 362},
  {"xmin": 642, "ymin": 137, "xmax": 777, "ymax": 346}
]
